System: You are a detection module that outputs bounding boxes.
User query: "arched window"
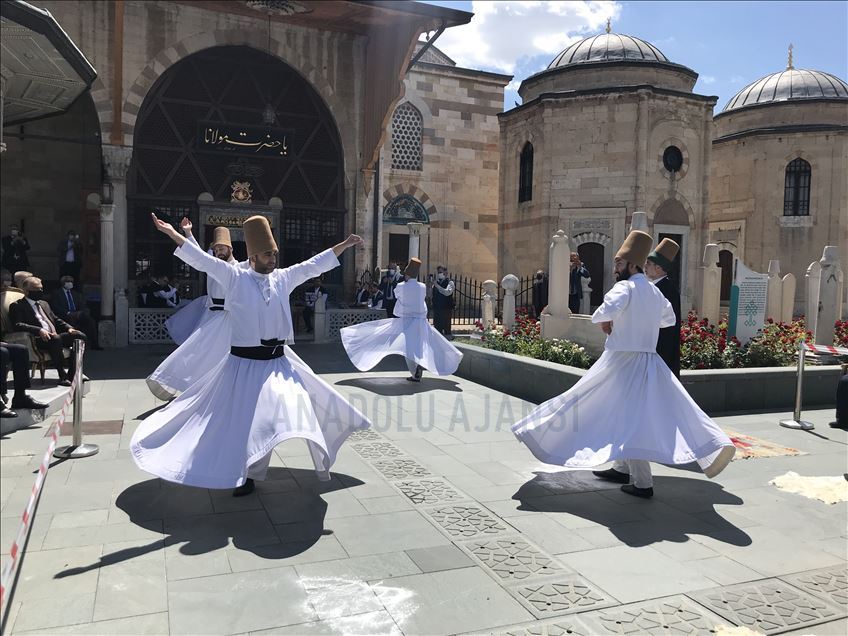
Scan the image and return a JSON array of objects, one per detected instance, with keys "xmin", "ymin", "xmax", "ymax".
[
  {"xmin": 519, "ymin": 142, "xmax": 533, "ymax": 202},
  {"xmin": 783, "ymin": 158, "xmax": 811, "ymax": 216},
  {"xmin": 391, "ymin": 103, "xmax": 423, "ymax": 171}
]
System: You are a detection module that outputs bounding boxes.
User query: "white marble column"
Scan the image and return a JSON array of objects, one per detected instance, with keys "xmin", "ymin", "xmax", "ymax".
[
  {"xmin": 407, "ymin": 222, "xmax": 423, "ymax": 260},
  {"xmin": 102, "ymin": 145, "xmax": 133, "ymax": 292},
  {"xmin": 99, "ymin": 204, "xmax": 115, "ymax": 318},
  {"xmin": 101, "ymin": 145, "xmax": 133, "ymax": 347},
  {"xmin": 501, "ymin": 274, "xmax": 519, "ymax": 331}
]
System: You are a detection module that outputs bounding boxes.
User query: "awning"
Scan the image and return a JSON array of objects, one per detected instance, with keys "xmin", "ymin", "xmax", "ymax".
[{"xmin": 1, "ymin": 0, "xmax": 97, "ymax": 126}]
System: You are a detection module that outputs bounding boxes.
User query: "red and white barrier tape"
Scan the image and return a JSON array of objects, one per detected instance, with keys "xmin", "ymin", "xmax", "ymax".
[
  {"xmin": 0, "ymin": 345, "xmax": 83, "ymax": 609},
  {"xmin": 802, "ymin": 342, "xmax": 848, "ymax": 357}
]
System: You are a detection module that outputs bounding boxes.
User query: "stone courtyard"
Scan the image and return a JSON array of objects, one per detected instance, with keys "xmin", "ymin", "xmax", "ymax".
[{"xmin": 1, "ymin": 344, "xmax": 846, "ymax": 635}]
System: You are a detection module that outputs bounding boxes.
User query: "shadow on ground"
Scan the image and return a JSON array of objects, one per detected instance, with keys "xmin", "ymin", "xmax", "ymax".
[
  {"xmin": 335, "ymin": 376, "xmax": 463, "ymax": 396},
  {"xmin": 513, "ymin": 470, "xmax": 751, "ymax": 547},
  {"xmin": 54, "ymin": 467, "xmax": 363, "ymax": 579}
]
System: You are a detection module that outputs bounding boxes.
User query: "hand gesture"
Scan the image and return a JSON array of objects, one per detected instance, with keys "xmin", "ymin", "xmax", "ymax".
[
  {"xmin": 39, "ymin": 328, "xmax": 51, "ymax": 341},
  {"xmin": 345, "ymin": 234, "xmax": 364, "ymax": 248},
  {"xmin": 180, "ymin": 217, "xmax": 193, "ymax": 235},
  {"xmin": 151, "ymin": 213, "xmax": 182, "ymax": 243},
  {"xmin": 600, "ymin": 321, "xmax": 613, "ymax": 335}
]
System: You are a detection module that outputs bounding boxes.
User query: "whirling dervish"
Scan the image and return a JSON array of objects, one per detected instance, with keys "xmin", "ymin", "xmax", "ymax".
[
  {"xmin": 339, "ymin": 258, "xmax": 462, "ymax": 382},
  {"xmin": 132, "ymin": 213, "xmax": 370, "ymax": 496},
  {"xmin": 511, "ymin": 230, "xmax": 735, "ymax": 498},
  {"xmin": 147, "ymin": 219, "xmax": 245, "ymax": 400}
]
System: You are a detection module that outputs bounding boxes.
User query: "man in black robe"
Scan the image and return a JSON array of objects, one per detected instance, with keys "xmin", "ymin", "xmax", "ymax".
[{"xmin": 645, "ymin": 238, "xmax": 681, "ymax": 376}]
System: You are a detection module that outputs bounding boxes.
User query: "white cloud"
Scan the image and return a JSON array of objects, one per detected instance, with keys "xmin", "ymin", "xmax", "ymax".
[
  {"xmin": 505, "ymin": 79, "xmax": 522, "ymax": 92},
  {"xmin": 730, "ymin": 75, "xmax": 746, "ymax": 84},
  {"xmin": 701, "ymin": 75, "xmax": 716, "ymax": 84},
  {"xmin": 435, "ymin": 1, "xmax": 622, "ymax": 75}
]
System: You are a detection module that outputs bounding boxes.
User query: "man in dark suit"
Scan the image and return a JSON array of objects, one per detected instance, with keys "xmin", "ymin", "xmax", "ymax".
[
  {"xmin": 50, "ymin": 275, "xmax": 100, "ymax": 349},
  {"xmin": 568, "ymin": 253, "xmax": 590, "ymax": 314},
  {"xmin": 9, "ymin": 276, "xmax": 86, "ymax": 386},
  {"xmin": 645, "ymin": 238, "xmax": 681, "ymax": 376},
  {"xmin": 379, "ymin": 267, "xmax": 400, "ymax": 318},
  {"xmin": 1, "ymin": 225, "xmax": 30, "ymax": 275},
  {"xmin": 57, "ymin": 230, "xmax": 83, "ymax": 283},
  {"xmin": 532, "ymin": 270, "xmax": 548, "ymax": 319}
]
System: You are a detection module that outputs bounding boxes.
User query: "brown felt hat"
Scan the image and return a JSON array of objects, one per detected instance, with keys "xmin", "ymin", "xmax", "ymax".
[
  {"xmin": 210, "ymin": 226, "xmax": 232, "ymax": 249},
  {"xmin": 243, "ymin": 215, "xmax": 277, "ymax": 257},
  {"xmin": 615, "ymin": 230, "xmax": 653, "ymax": 266},
  {"xmin": 404, "ymin": 258, "xmax": 422, "ymax": 278},
  {"xmin": 647, "ymin": 238, "xmax": 679, "ymax": 272}
]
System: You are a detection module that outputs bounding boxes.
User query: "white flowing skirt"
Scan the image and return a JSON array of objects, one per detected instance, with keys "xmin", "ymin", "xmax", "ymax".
[
  {"xmin": 132, "ymin": 345, "xmax": 371, "ymax": 489},
  {"xmin": 147, "ymin": 308, "xmax": 231, "ymax": 399},
  {"xmin": 340, "ymin": 317, "xmax": 463, "ymax": 376},
  {"xmin": 512, "ymin": 350, "xmax": 735, "ymax": 478},
  {"xmin": 165, "ymin": 295, "xmax": 208, "ymax": 344}
]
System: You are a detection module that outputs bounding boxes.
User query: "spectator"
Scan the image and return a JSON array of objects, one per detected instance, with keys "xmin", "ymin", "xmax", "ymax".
[
  {"xmin": 431, "ymin": 265, "xmax": 455, "ymax": 339},
  {"xmin": 303, "ymin": 278, "xmax": 327, "ymax": 333},
  {"xmin": 140, "ymin": 274, "xmax": 179, "ymax": 308},
  {"xmin": 13, "ymin": 270, "xmax": 33, "ymax": 290},
  {"xmin": 380, "ymin": 264, "xmax": 401, "ymax": 317},
  {"xmin": 50, "ymin": 275, "xmax": 101, "ymax": 350},
  {"xmin": 1, "ymin": 341, "xmax": 49, "ymax": 417},
  {"xmin": 354, "ymin": 281, "xmax": 371, "ymax": 306},
  {"xmin": 57, "ymin": 229, "xmax": 84, "ymax": 283},
  {"xmin": 569, "ymin": 252, "xmax": 590, "ymax": 314},
  {"xmin": 9, "ymin": 276, "xmax": 86, "ymax": 387},
  {"xmin": 370, "ymin": 282, "xmax": 385, "ymax": 310},
  {"xmin": 1, "ymin": 225, "xmax": 30, "ymax": 275},
  {"xmin": 1, "ymin": 268, "xmax": 14, "ymax": 291},
  {"xmin": 532, "ymin": 270, "xmax": 548, "ymax": 318}
]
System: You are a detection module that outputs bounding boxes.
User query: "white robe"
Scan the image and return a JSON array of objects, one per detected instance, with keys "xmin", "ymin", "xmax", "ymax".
[
  {"xmin": 512, "ymin": 273, "xmax": 735, "ymax": 478},
  {"xmin": 148, "ymin": 241, "xmax": 244, "ymax": 399},
  {"xmin": 131, "ymin": 240, "xmax": 371, "ymax": 489},
  {"xmin": 340, "ymin": 279, "xmax": 463, "ymax": 376}
]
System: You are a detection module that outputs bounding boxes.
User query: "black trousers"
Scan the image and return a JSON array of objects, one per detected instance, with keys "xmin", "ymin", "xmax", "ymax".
[
  {"xmin": 35, "ymin": 332, "xmax": 86, "ymax": 381},
  {"xmin": 433, "ymin": 307, "xmax": 453, "ymax": 336},
  {"xmin": 384, "ymin": 299, "xmax": 397, "ymax": 318},
  {"xmin": 837, "ymin": 374, "xmax": 848, "ymax": 427},
  {"xmin": 568, "ymin": 295, "xmax": 581, "ymax": 314},
  {"xmin": 303, "ymin": 307, "xmax": 314, "ymax": 331},
  {"xmin": 66, "ymin": 311, "xmax": 99, "ymax": 345},
  {"xmin": 1, "ymin": 343, "xmax": 31, "ymax": 397}
]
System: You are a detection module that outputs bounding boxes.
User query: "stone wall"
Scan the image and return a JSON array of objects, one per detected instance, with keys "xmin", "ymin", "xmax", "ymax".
[{"xmin": 378, "ymin": 63, "xmax": 508, "ymax": 280}]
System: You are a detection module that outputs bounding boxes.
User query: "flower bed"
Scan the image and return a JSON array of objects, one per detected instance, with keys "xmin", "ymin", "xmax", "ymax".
[{"xmin": 473, "ymin": 309, "xmax": 594, "ymax": 369}]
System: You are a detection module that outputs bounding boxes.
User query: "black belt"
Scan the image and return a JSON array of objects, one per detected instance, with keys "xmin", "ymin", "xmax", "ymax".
[
  {"xmin": 209, "ymin": 297, "xmax": 225, "ymax": 311},
  {"xmin": 230, "ymin": 338, "xmax": 287, "ymax": 360}
]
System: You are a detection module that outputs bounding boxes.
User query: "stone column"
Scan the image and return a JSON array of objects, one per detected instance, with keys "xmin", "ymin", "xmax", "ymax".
[
  {"xmin": 97, "ymin": 203, "xmax": 117, "ymax": 348},
  {"xmin": 407, "ymin": 222, "xmax": 423, "ymax": 260},
  {"xmin": 481, "ymin": 280, "xmax": 497, "ymax": 329},
  {"xmin": 313, "ymin": 293, "xmax": 328, "ymax": 344},
  {"xmin": 501, "ymin": 274, "xmax": 519, "ymax": 331},
  {"xmin": 580, "ymin": 277, "xmax": 592, "ymax": 315},
  {"xmin": 806, "ymin": 260, "xmax": 822, "ymax": 340},
  {"xmin": 766, "ymin": 260, "xmax": 782, "ymax": 322},
  {"xmin": 699, "ymin": 244, "xmax": 721, "ymax": 325},
  {"xmin": 102, "ymin": 145, "xmax": 133, "ymax": 347},
  {"xmin": 102, "ymin": 145, "xmax": 133, "ymax": 291},
  {"xmin": 815, "ymin": 246, "xmax": 844, "ymax": 345},
  {"xmin": 541, "ymin": 230, "xmax": 573, "ymax": 339}
]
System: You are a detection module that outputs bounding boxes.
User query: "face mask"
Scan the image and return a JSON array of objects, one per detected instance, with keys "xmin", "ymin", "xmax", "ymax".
[
  {"xmin": 64, "ymin": 282, "xmax": 74, "ymax": 290},
  {"xmin": 389, "ymin": 269, "xmax": 395, "ymax": 275},
  {"xmin": 535, "ymin": 276, "xmax": 543, "ymax": 282},
  {"xmin": 437, "ymin": 273, "xmax": 445, "ymax": 281}
]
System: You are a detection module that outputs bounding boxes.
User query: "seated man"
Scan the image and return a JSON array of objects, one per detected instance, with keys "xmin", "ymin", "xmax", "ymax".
[
  {"xmin": 13, "ymin": 270, "xmax": 33, "ymax": 291},
  {"xmin": 369, "ymin": 283, "xmax": 385, "ymax": 310},
  {"xmin": 50, "ymin": 275, "xmax": 101, "ymax": 349},
  {"xmin": 302, "ymin": 278, "xmax": 326, "ymax": 333},
  {"xmin": 1, "ymin": 341, "xmax": 48, "ymax": 417},
  {"xmin": 9, "ymin": 276, "xmax": 86, "ymax": 386}
]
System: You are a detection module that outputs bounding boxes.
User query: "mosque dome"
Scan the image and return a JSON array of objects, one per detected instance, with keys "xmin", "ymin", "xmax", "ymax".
[
  {"xmin": 548, "ymin": 32, "xmax": 669, "ymax": 69},
  {"xmin": 722, "ymin": 68, "xmax": 848, "ymax": 113}
]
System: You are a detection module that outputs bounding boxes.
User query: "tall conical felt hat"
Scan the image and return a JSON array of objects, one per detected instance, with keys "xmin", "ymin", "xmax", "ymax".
[
  {"xmin": 211, "ymin": 226, "xmax": 232, "ymax": 249},
  {"xmin": 404, "ymin": 258, "xmax": 422, "ymax": 278},
  {"xmin": 243, "ymin": 215, "xmax": 277, "ymax": 257},
  {"xmin": 615, "ymin": 230, "xmax": 653, "ymax": 265},
  {"xmin": 648, "ymin": 237, "xmax": 680, "ymax": 271}
]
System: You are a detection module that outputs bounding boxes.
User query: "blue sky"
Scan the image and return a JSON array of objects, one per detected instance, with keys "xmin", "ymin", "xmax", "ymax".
[{"xmin": 418, "ymin": 1, "xmax": 848, "ymax": 111}]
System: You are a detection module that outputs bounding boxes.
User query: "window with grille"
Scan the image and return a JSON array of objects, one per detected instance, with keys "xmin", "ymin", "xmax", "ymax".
[
  {"xmin": 391, "ymin": 103, "xmax": 423, "ymax": 171},
  {"xmin": 783, "ymin": 158, "xmax": 811, "ymax": 216},
  {"xmin": 519, "ymin": 142, "xmax": 533, "ymax": 203}
]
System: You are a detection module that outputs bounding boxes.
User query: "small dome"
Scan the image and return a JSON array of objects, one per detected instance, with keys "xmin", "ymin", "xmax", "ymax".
[
  {"xmin": 723, "ymin": 69, "xmax": 848, "ymax": 112},
  {"xmin": 548, "ymin": 33, "xmax": 669, "ymax": 69}
]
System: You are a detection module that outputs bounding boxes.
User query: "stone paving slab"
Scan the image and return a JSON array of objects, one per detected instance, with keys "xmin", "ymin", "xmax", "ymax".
[{"xmin": 1, "ymin": 344, "xmax": 846, "ymax": 635}]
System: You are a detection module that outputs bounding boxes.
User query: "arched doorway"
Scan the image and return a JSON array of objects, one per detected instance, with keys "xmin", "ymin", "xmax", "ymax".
[
  {"xmin": 653, "ymin": 199, "xmax": 690, "ymax": 290},
  {"xmin": 129, "ymin": 45, "xmax": 344, "ymax": 297},
  {"xmin": 577, "ymin": 242, "xmax": 604, "ymax": 309},
  {"xmin": 719, "ymin": 249, "xmax": 733, "ymax": 302}
]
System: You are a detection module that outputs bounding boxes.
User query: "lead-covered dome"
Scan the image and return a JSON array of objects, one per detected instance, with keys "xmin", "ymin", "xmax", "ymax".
[
  {"xmin": 723, "ymin": 68, "xmax": 848, "ymax": 112},
  {"xmin": 548, "ymin": 32, "xmax": 669, "ymax": 69}
]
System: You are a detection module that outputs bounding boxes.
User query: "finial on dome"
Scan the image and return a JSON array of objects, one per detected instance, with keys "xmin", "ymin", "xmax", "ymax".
[
  {"xmin": 787, "ymin": 43, "xmax": 794, "ymax": 70},
  {"xmin": 605, "ymin": 17, "xmax": 612, "ymax": 34}
]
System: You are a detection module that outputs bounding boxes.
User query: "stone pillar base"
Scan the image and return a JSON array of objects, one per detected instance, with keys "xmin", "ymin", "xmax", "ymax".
[
  {"xmin": 541, "ymin": 312, "xmax": 572, "ymax": 340},
  {"xmin": 98, "ymin": 320, "xmax": 116, "ymax": 348}
]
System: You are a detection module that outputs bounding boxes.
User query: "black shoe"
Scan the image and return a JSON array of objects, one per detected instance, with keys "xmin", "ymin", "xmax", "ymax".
[
  {"xmin": 414, "ymin": 365, "xmax": 423, "ymax": 380},
  {"xmin": 232, "ymin": 478, "xmax": 255, "ymax": 497},
  {"xmin": 593, "ymin": 468, "xmax": 631, "ymax": 484},
  {"xmin": 621, "ymin": 484, "xmax": 654, "ymax": 499},
  {"xmin": 406, "ymin": 376, "xmax": 421, "ymax": 382},
  {"xmin": 829, "ymin": 420, "xmax": 848, "ymax": 430},
  {"xmin": 1, "ymin": 406, "xmax": 17, "ymax": 419},
  {"xmin": 11, "ymin": 395, "xmax": 49, "ymax": 410},
  {"xmin": 58, "ymin": 379, "xmax": 72, "ymax": 387}
]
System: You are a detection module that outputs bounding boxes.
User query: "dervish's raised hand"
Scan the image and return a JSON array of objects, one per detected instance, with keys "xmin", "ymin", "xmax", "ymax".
[
  {"xmin": 151, "ymin": 213, "xmax": 186, "ymax": 246},
  {"xmin": 180, "ymin": 217, "xmax": 193, "ymax": 236},
  {"xmin": 332, "ymin": 234, "xmax": 364, "ymax": 256},
  {"xmin": 600, "ymin": 321, "xmax": 613, "ymax": 335}
]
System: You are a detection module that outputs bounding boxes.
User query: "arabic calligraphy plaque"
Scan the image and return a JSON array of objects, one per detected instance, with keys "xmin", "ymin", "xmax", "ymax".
[{"xmin": 198, "ymin": 121, "xmax": 292, "ymax": 156}]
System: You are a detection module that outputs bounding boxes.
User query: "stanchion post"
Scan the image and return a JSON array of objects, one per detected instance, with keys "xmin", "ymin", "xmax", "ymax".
[
  {"xmin": 779, "ymin": 341, "xmax": 814, "ymax": 431},
  {"xmin": 53, "ymin": 341, "xmax": 99, "ymax": 459}
]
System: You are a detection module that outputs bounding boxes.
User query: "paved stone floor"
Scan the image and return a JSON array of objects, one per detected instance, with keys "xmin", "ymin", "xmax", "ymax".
[{"xmin": 1, "ymin": 344, "xmax": 846, "ymax": 635}]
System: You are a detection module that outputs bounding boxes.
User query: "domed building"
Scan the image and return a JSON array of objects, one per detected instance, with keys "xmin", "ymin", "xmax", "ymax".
[
  {"xmin": 498, "ymin": 24, "xmax": 716, "ymax": 310},
  {"xmin": 708, "ymin": 50, "xmax": 848, "ymax": 310}
]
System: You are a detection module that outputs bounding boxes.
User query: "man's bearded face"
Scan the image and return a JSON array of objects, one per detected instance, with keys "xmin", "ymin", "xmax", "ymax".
[
  {"xmin": 212, "ymin": 244, "xmax": 232, "ymax": 261},
  {"xmin": 614, "ymin": 257, "xmax": 632, "ymax": 281}
]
